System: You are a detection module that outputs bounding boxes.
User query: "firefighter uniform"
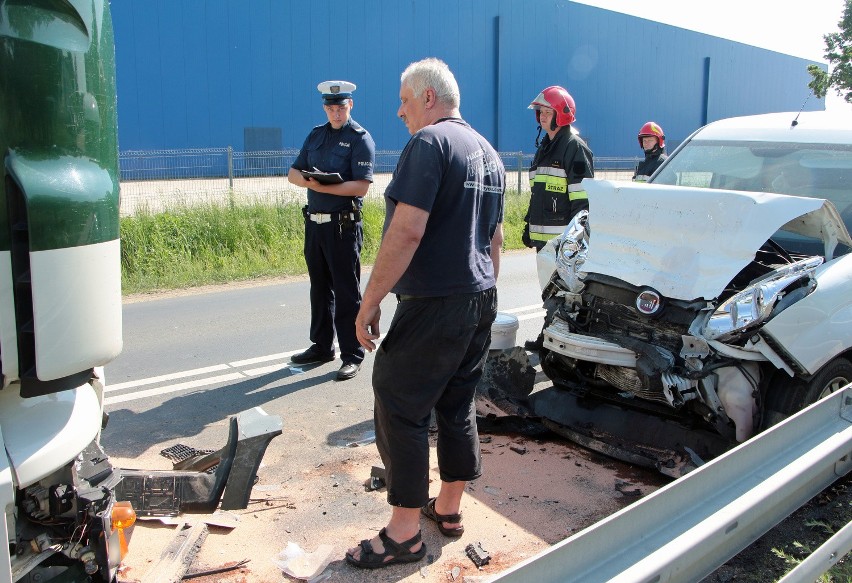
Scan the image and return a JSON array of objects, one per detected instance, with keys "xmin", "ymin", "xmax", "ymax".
[
  {"xmin": 633, "ymin": 151, "xmax": 667, "ymax": 182},
  {"xmin": 290, "ymin": 81, "xmax": 375, "ymax": 377},
  {"xmin": 633, "ymin": 121, "xmax": 667, "ymax": 182},
  {"xmin": 526, "ymin": 128, "xmax": 594, "ymax": 250}
]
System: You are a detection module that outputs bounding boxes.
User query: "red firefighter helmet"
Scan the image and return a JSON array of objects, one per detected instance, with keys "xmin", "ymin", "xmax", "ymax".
[
  {"xmin": 638, "ymin": 121, "xmax": 666, "ymax": 149},
  {"xmin": 528, "ymin": 86, "xmax": 576, "ymax": 128}
]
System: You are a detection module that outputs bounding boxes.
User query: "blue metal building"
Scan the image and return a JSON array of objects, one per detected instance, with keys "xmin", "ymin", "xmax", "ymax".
[{"xmin": 112, "ymin": 0, "xmax": 824, "ymax": 157}]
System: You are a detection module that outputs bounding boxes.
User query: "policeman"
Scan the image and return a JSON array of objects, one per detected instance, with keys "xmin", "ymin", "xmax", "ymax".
[
  {"xmin": 523, "ymin": 85, "xmax": 594, "ymax": 351},
  {"xmin": 633, "ymin": 121, "xmax": 667, "ymax": 182},
  {"xmin": 287, "ymin": 80, "xmax": 376, "ymax": 380}
]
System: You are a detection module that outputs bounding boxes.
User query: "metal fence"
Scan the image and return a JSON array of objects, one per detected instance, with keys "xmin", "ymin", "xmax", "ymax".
[{"xmin": 118, "ymin": 147, "xmax": 640, "ymax": 216}]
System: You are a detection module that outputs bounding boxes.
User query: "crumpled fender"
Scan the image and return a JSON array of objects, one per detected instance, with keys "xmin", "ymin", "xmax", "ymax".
[{"xmin": 762, "ymin": 253, "xmax": 852, "ymax": 375}]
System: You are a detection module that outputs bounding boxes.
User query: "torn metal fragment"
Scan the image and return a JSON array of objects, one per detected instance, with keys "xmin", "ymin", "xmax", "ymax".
[{"xmin": 465, "ymin": 542, "xmax": 491, "ymax": 567}]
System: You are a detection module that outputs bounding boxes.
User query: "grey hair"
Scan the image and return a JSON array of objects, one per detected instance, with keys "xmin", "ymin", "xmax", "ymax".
[{"xmin": 400, "ymin": 58, "xmax": 460, "ymax": 109}]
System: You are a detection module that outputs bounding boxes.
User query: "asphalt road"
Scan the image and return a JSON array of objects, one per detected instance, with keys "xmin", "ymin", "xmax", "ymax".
[
  {"xmin": 104, "ymin": 249, "xmax": 670, "ymax": 582},
  {"xmin": 102, "ymin": 249, "xmax": 548, "ymax": 462}
]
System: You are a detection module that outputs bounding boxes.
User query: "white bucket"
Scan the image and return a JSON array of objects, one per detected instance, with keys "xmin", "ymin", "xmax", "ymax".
[{"xmin": 490, "ymin": 312, "xmax": 519, "ymax": 350}]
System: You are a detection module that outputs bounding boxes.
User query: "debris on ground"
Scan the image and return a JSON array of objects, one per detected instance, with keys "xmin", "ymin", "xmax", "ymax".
[
  {"xmin": 364, "ymin": 464, "xmax": 387, "ymax": 491},
  {"xmin": 477, "ymin": 347, "xmax": 537, "ymax": 402},
  {"xmin": 509, "ymin": 444, "xmax": 528, "ymax": 455},
  {"xmin": 615, "ymin": 480, "xmax": 642, "ymax": 497},
  {"xmin": 145, "ymin": 511, "xmax": 240, "ymax": 529},
  {"xmin": 465, "ymin": 542, "xmax": 491, "ymax": 568},
  {"xmin": 183, "ymin": 558, "xmax": 250, "ymax": 579},
  {"xmin": 474, "ymin": 348, "xmax": 552, "ymax": 437},
  {"xmin": 144, "ymin": 522, "xmax": 208, "ymax": 583},
  {"xmin": 346, "ymin": 431, "xmax": 376, "ymax": 447},
  {"xmin": 272, "ymin": 541, "xmax": 334, "ymax": 580},
  {"xmin": 160, "ymin": 444, "xmax": 219, "ymax": 473}
]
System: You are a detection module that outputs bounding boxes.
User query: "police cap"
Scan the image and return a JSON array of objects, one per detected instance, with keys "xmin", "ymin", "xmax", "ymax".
[{"xmin": 318, "ymin": 80, "xmax": 356, "ymax": 105}]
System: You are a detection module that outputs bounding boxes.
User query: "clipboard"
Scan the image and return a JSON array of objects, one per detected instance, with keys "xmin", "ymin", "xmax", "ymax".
[{"xmin": 300, "ymin": 169, "xmax": 343, "ymax": 185}]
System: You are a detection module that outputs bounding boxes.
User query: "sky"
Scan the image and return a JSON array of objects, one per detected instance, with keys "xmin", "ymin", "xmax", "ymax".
[{"xmin": 573, "ymin": 0, "xmax": 850, "ymax": 111}]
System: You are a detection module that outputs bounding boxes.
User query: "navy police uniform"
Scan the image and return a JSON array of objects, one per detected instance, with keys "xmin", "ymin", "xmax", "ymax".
[{"xmin": 291, "ymin": 81, "xmax": 376, "ymax": 371}]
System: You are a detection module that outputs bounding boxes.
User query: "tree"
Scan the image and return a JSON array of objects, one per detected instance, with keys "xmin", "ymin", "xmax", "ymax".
[{"xmin": 808, "ymin": 0, "xmax": 852, "ymax": 103}]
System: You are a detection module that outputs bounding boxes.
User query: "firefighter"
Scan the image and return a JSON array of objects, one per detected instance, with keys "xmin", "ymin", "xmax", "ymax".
[
  {"xmin": 287, "ymin": 80, "xmax": 376, "ymax": 380},
  {"xmin": 523, "ymin": 85, "xmax": 594, "ymax": 350},
  {"xmin": 523, "ymin": 85, "xmax": 594, "ymax": 251},
  {"xmin": 633, "ymin": 121, "xmax": 667, "ymax": 182}
]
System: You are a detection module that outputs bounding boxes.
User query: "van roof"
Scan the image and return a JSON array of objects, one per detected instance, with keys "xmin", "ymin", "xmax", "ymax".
[{"xmin": 695, "ymin": 110, "xmax": 852, "ymax": 144}]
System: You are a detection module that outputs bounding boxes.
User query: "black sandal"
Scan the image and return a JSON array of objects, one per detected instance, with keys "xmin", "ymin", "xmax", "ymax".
[
  {"xmin": 345, "ymin": 527, "xmax": 426, "ymax": 569},
  {"xmin": 421, "ymin": 497, "xmax": 464, "ymax": 537}
]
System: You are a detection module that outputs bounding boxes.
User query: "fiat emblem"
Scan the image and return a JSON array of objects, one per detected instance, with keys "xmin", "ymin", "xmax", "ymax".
[{"xmin": 636, "ymin": 289, "xmax": 662, "ymax": 315}]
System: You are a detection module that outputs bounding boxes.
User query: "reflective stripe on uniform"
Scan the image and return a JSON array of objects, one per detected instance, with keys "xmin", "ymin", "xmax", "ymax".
[
  {"xmin": 529, "ymin": 166, "xmax": 568, "ymax": 179},
  {"xmin": 529, "ymin": 167, "xmax": 566, "ymax": 188},
  {"xmin": 529, "ymin": 223, "xmax": 567, "ymax": 243},
  {"xmin": 530, "ymin": 166, "xmax": 568, "ymax": 193},
  {"xmin": 529, "ymin": 168, "xmax": 587, "ymax": 200},
  {"xmin": 528, "ymin": 224, "xmax": 566, "ymax": 235},
  {"xmin": 529, "ymin": 231, "xmax": 559, "ymax": 242},
  {"xmin": 568, "ymin": 183, "xmax": 588, "ymax": 201}
]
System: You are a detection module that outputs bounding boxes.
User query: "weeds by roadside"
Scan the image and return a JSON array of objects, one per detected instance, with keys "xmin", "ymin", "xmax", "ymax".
[
  {"xmin": 120, "ymin": 190, "xmax": 531, "ymax": 294},
  {"xmin": 705, "ymin": 475, "xmax": 852, "ymax": 582},
  {"xmin": 771, "ymin": 516, "xmax": 852, "ymax": 583}
]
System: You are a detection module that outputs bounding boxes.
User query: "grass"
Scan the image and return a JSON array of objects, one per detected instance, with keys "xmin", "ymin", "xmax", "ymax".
[
  {"xmin": 120, "ymin": 189, "xmax": 531, "ymax": 294},
  {"xmin": 771, "ymin": 518, "xmax": 852, "ymax": 582}
]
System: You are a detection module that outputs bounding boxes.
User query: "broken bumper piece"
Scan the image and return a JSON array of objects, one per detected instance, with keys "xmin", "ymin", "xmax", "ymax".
[
  {"xmin": 528, "ymin": 387, "xmax": 732, "ymax": 478},
  {"xmin": 543, "ymin": 319, "xmax": 638, "ymax": 367},
  {"xmin": 115, "ymin": 407, "xmax": 282, "ymax": 516}
]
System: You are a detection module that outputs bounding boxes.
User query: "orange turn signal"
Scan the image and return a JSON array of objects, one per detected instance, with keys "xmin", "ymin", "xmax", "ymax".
[{"xmin": 111, "ymin": 501, "xmax": 136, "ymax": 557}]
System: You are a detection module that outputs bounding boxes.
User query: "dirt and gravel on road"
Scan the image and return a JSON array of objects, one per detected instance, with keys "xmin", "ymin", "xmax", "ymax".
[
  {"xmin": 113, "ymin": 426, "xmax": 852, "ymax": 583},
  {"xmin": 114, "ymin": 430, "xmax": 666, "ymax": 583},
  {"xmin": 110, "ymin": 345, "xmax": 852, "ymax": 583}
]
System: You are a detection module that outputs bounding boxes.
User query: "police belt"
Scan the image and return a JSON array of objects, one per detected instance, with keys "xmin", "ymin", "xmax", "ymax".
[{"xmin": 304, "ymin": 209, "xmax": 362, "ymax": 224}]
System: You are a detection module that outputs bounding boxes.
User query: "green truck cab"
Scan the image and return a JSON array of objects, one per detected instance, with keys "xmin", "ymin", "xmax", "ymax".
[{"xmin": 0, "ymin": 3, "xmax": 281, "ymax": 581}]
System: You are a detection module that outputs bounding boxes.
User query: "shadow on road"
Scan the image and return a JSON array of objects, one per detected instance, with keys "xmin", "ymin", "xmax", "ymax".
[{"xmin": 103, "ymin": 362, "xmax": 332, "ymax": 457}]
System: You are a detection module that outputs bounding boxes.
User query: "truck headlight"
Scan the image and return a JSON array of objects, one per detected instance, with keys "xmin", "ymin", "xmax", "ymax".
[{"xmin": 702, "ymin": 256, "xmax": 823, "ymax": 341}]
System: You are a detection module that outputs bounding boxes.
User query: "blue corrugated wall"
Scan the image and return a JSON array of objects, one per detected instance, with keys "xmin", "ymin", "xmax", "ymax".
[{"xmin": 112, "ymin": 0, "xmax": 824, "ymax": 157}]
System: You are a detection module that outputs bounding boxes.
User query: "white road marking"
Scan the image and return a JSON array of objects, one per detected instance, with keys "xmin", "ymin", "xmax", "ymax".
[
  {"xmin": 106, "ymin": 304, "xmax": 545, "ymax": 406},
  {"xmin": 104, "ymin": 372, "xmax": 246, "ymax": 405},
  {"xmin": 515, "ymin": 310, "xmax": 546, "ymax": 321},
  {"xmin": 229, "ymin": 351, "xmax": 300, "ymax": 367},
  {"xmin": 106, "ymin": 364, "xmax": 231, "ymax": 392},
  {"xmin": 244, "ymin": 363, "xmax": 292, "ymax": 376}
]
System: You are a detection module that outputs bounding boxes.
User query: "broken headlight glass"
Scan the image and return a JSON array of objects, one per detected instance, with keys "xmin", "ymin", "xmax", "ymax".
[
  {"xmin": 701, "ymin": 256, "xmax": 823, "ymax": 341},
  {"xmin": 555, "ymin": 210, "xmax": 589, "ymax": 293}
]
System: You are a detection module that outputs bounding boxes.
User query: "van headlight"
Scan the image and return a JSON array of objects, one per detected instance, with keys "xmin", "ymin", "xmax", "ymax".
[
  {"xmin": 702, "ymin": 256, "xmax": 823, "ymax": 341},
  {"xmin": 555, "ymin": 211, "xmax": 589, "ymax": 293}
]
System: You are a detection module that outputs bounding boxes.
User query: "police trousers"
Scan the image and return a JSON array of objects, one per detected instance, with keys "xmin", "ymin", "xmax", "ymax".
[
  {"xmin": 372, "ymin": 287, "xmax": 497, "ymax": 508},
  {"xmin": 304, "ymin": 218, "xmax": 364, "ymax": 364}
]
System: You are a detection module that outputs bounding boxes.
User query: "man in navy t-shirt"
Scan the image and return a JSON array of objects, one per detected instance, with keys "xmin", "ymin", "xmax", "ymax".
[{"xmin": 346, "ymin": 58, "xmax": 505, "ymax": 569}]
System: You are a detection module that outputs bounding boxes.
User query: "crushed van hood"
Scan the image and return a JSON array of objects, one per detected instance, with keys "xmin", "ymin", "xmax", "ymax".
[{"xmin": 581, "ymin": 180, "xmax": 852, "ymax": 301}]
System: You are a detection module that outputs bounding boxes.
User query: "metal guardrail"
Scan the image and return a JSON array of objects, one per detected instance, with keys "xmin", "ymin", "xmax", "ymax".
[{"xmin": 489, "ymin": 385, "xmax": 852, "ymax": 583}]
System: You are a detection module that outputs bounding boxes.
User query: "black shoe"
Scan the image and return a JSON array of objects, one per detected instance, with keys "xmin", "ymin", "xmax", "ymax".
[
  {"xmin": 524, "ymin": 338, "xmax": 544, "ymax": 351},
  {"xmin": 336, "ymin": 362, "xmax": 361, "ymax": 381},
  {"xmin": 291, "ymin": 347, "xmax": 335, "ymax": 365}
]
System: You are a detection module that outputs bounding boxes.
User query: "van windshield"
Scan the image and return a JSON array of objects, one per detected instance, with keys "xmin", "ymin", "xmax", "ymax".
[{"xmin": 651, "ymin": 140, "xmax": 852, "ymax": 244}]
